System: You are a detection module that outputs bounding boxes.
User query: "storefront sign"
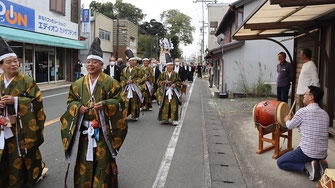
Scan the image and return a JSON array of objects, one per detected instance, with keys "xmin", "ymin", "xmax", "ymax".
[
  {"xmin": 82, "ymin": 9, "xmax": 89, "ymax": 23},
  {"xmin": 35, "ymin": 11, "xmax": 78, "ymax": 40},
  {"xmin": 0, "ymin": 0, "xmax": 78, "ymax": 40},
  {"xmin": 0, "ymin": 0, "xmax": 35, "ymax": 31},
  {"xmin": 82, "ymin": 9, "xmax": 90, "ymax": 33}
]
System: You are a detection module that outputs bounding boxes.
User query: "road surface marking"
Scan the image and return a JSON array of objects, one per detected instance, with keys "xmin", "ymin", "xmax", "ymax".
[
  {"xmin": 42, "ymin": 92, "xmax": 68, "ymax": 99},
  {"xmin": 152, "ymin": 78, "xmax": 195, "ymax": 188},
  {"xmin": 45, "ymin": 117, "xmax": 60, "ymax": 127}
]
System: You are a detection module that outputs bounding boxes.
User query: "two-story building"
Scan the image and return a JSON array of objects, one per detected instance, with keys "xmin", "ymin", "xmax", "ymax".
[
  {"xmin": 206, "ymin": 0, "xmax": 294, "ymax": 95},
  {"xmin": 79, "ymin": 12, "xmax": 114, "ymax": 69},
  {"xmin": 206, "ymin": 3, "xmax": 229, "ymax": 91},
  {"xmin": 0, "ymin": 0, "xmax": 85, "ymax": 83},
  {"xmin": 113, "ymin": 19, "xmax": 138, "ymax": 62}
]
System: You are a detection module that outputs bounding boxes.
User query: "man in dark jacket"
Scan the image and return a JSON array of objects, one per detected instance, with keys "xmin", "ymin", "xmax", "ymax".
[
  {"xmin": 117, "ymin": 58, "xmax": 126, "ymax": 71},
  {"xmin": 104, "ymin": 57, "xmax": 121, "ymax": 82},
  {"xmin": 197, "ymin": 64, "xmax": 203, "ymax": 78},
  {"xmin": 174, "ymin": 58, "xmax": 187, "ymax": 82},
  {"xmin": 277, "ymin": 52, "xmax": 294, "ymax": 103},
  {"xmin": 152, "ymin": 59, "xmax": 161, "ymax": 102},
  {"xmin": 75, "ymin": 60, "xmax": 82, "ymax": 80}
]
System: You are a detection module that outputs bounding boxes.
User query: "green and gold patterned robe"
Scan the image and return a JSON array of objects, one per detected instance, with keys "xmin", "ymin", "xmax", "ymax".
[
  {"xmin": 141, "ymin": 66, "xmax": 154, "ymax": 110},
  {"xmin": 155, "ymin": 71, "xmax": 182, "ymax": 121},
  {"xmin": 60, "ymin": 72, "xmax": 127, "ymax": 188},
  {"xmin": 120, "ymin": 66, "xmax": 144, "ymax": 118},
  {"xmin": 0, "ymin": 72, "xmax": 46, "ymax": 188}
]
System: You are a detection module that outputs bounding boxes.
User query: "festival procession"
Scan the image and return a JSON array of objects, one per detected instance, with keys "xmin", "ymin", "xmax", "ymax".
[{"xmin": 0, "ymin": 0, "xmax": 335, "ymax": 187}]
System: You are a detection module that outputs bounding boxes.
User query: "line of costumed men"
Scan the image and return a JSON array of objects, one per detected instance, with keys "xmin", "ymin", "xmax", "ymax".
[{"xmin": 0, "ymin": 35, "xmax": 194, "ymax": 187}]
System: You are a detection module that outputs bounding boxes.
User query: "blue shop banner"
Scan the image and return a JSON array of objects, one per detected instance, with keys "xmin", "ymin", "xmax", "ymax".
[
  {"xmin": 0, "ymin": 0, "xmax": 35, "ymax": 31},
  {"xmin": 82, "ymin": 9, "xmax": 89, "ymax": 23}
]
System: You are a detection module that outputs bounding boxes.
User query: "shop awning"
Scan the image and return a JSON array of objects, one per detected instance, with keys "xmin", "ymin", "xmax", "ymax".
[
  {"xmin": 0, "ymin": 26, "xmax": 87, "ymax": 49},
  {"xmin": 232, "ymin": 0, "xmax": 335, "ymax": 40}
]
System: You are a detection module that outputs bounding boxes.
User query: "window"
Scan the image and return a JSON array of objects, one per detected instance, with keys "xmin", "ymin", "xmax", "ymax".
[
  {"xmin": 50, "ymin": 0, "xmax": 65, "ymax": 15},
  {"xmin": 99, "ymin": 29, "xmax": 110, "ymax": 41},
  {"xmin": 209, "ymin": 22, "xmax": 218, "ymax": 35}
]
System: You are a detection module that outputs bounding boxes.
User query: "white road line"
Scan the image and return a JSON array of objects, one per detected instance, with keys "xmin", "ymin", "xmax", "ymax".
[
  {"xmin": 42, "ymin": 92, "xmax": 68, "ymax": 99},
  {"xmin": 152, "ymin": 78, "xmax": 196, "ymax": 188}
]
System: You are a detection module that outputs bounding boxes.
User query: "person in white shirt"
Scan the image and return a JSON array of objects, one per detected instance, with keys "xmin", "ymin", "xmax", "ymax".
[
  {"xmin": 296, "ymin": 48, "xmax": 320, "ymax": 108},
  {"xmin": 278, "ymin": 86, "xmax": 329, "ymax": 181}
]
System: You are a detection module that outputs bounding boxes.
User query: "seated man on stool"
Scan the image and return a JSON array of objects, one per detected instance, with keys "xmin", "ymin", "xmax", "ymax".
[{"xmin": 277, "ymin": 86, "xmax": 329, "ymax": 181}]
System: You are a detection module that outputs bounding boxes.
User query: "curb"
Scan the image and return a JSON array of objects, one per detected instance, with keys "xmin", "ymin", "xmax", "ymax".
[{"xmin": 40, "ymin": 84, "xmax": 71, "ymax": 92}]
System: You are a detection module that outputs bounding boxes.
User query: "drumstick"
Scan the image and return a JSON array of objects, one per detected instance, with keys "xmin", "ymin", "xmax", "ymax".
[{"xmin": 288, "ymin": 100, "xmax": 297, "ymax": 116}]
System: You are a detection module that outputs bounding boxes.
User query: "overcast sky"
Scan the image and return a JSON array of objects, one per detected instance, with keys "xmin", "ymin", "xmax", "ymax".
[{"xmin": 82, "ymin": 0, "xmax": 237, "ymax": 58}]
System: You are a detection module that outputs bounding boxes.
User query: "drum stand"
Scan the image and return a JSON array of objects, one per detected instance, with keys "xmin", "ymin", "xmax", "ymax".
[{"xmin": 256, "ymin": 124, "xmax": 293, "ymax": 159}]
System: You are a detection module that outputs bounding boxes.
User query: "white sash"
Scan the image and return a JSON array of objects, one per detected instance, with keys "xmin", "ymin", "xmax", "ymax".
[
  {"xmin": 124, "ymin": 84, "xmax": 144, "ymax": 103},
  {"xmin": 82, "ymin": 121, "xmax": 97, "ymax": 162},
  {"xmin": 165, "ymin": 87, "xmax": 181, "ymax": 103},
  {"xmin": 0, "ymin": 126, "xmax": 13, "ymax": 150},
  {"xmin": 146, "ymin": 81, "xmax": 153, "ymax": 95}
]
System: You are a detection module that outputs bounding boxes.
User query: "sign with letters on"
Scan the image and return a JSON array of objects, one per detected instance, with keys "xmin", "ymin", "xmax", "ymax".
[
  {"xmin": 0, "ymin": 0, "xmax": 78, "ymax": 40},
  {"xmin": 81, "ymin": 9, "xmax": 90, "ymax": 33}
]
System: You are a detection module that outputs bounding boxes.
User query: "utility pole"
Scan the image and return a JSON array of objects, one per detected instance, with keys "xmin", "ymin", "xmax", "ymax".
[
  {"xmin": 116, "ymin": 18, "xmax": 119, "ymax": 59},
  {"xmin": 193, "ymin": 0, "xmax": 217, "ymax": 65}
]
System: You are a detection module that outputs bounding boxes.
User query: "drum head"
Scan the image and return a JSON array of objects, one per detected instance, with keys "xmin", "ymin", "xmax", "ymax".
[
  {"xmin": 325, "ymin": 169, "xmax": 335, "ymax": 181},
  {"xmin": 275, "ymin": 102, "xmax": 290, "ymax": 128},
  {"xmin": 252, "ymin": 104, "xmax": 257, "ymax": 127}
]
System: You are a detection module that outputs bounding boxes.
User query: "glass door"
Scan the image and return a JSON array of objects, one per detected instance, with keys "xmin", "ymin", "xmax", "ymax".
[
  {"xmin": 35, "ymin": 46, "xmax": 55, "ymax": 83},
  {"xmin": 35, "ymin": 51, "xmax": 48, "ymax": 83},
  {"xmin": 49, "ymin": 53, "xmax": 55, "ymax": 82}
]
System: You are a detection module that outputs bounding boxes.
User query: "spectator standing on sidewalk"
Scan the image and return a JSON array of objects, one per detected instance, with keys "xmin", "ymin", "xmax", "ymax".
[
  {"xmin": 208, "ymin": 63, "xmax": 214, "ymax": 88},
  {"xmin": 278, "ymin": 86, "xmax": 329, "ymax": 181},
  {"xmin": 197, "ymin": 63, "xmax": 203, "ymax": 78},
  {"xmin": 277, "ymin": 52, "xmax": 294, "ymax": 103},
  {"xmin": 296, "ymin": 48, "xmax": 320, "ymax": 108},
  {"xmin": 75, "ymin": 60, "xmax": 82, "ymax": 80}
]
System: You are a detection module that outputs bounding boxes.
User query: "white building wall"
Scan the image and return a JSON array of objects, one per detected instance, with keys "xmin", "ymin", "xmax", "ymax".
[
  {"xmin": 207, "ymin": 4, "xmax": 229, "ymax": 50},
  {"xmin": 10, "ymin": 0, "xmax": 72, "ymax": 21},
  {"xmin": 222, "ymin": 38, "xmax": 294, "ymax": 94}
]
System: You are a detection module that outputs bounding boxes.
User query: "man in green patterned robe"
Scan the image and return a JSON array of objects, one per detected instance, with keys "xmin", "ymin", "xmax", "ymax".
[
  {"xmin": 60, "ymin": 38, "xmax": 127, "ymax": 188},
  {"xmin": 140, "ymin": 58, "xmax": 154, "ymax": 111},
  {"xmin": 0, "ymin": 37, "xmax": 47, "ymax": 187},
  {"xmin": 155, "ymin": 60, "xmax": 182, "ymax": 126},
  {"xmin": 120, "ymin": 53, "xmax": 144, "ymax": 120}
]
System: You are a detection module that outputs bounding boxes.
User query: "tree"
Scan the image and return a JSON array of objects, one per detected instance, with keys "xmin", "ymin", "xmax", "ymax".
[
  {"xmin": 140, "ymin": 19, "xmax": 166, "ymax": 37},
  {"xmin": 138, "ymin": 35, "xmax": 159, "ymax": 59},
  {"xmin": 114, "ymin": 0, "xmax": 145, "ymax": 25},
  {"xmin": 160, "ymin": 9, "xmax": 195, "ymax": 45},
  {"xmin": 89, "ymin": 1, "xmax": 115, "ymax": 19},
  {"xmin": 170, "ymin": 36, "xmax": 182, "ymax": 59},
  {"xmin": 89, "ymin": 0, "xmax": 145, "ymax": 25}
]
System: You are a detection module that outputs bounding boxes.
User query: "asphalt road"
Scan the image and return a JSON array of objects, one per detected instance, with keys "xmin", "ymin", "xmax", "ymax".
[{"xmin": 34, "ymin": 79, "xmax": 208, "ymax": 188}]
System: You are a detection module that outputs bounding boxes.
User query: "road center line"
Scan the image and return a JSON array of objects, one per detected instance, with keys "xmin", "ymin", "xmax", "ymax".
[
  {"xmin": 45, "ymin": 117, "xmax": 60, "ymax": 127},
  {"xmin": 42, "ymin": 92, "xmax": 68, "ymax": 99},
  {"xmin": 152, "ymin": 78, "xmax": 196, "ymax": 188}
]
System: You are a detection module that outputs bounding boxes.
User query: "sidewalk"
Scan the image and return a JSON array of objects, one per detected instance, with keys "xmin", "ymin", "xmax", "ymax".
[
  {"xmin": 213, "ymin": 96, "xmax": 335, "ymax": 188},
  {"xmin": 38, "ymin": 81, "xmax": 72, "ymax": 92}
]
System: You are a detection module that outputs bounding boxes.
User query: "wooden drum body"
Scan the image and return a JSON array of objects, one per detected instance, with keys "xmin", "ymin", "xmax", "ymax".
[{"xmin": 252, "ymin": 100, "xmax": 290, "ymax": 129}]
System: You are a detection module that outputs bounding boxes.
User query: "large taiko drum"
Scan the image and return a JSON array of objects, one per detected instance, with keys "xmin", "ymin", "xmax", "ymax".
[{"xmin": 252, "ymin": 100, "xmax": 290, "ymax": 128}]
